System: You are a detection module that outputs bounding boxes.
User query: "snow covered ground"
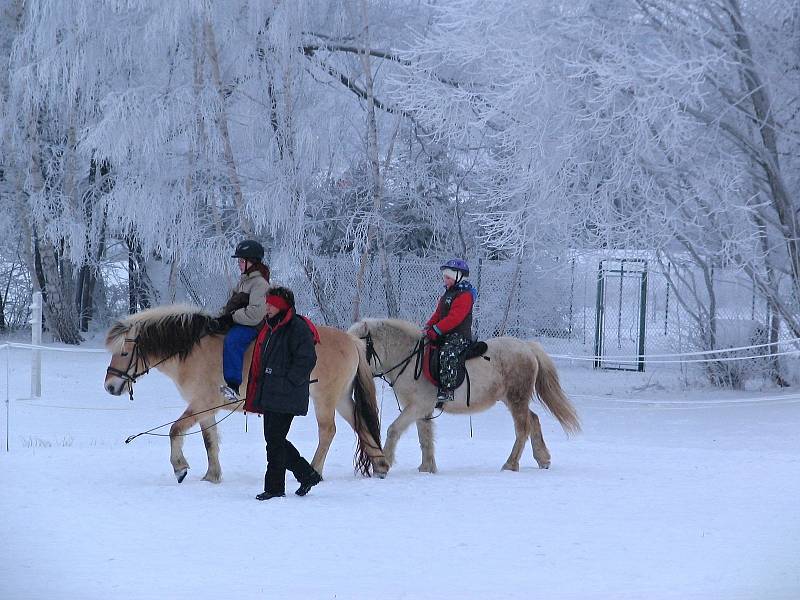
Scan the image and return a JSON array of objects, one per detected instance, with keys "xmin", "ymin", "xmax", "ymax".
[{"xmin": 1, "ymin": 343, "xmax": 798, "ymax": 599}]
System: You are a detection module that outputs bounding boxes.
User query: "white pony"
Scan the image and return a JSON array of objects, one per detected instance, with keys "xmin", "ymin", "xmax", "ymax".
[{"xmin": 349, "ymin": 318, "xmax": 581, "ymax": 474}]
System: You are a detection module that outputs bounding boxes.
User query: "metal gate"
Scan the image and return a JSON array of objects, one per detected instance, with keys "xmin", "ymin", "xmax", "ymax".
[{"xmin": 594, "ymin": 259, "xmax": 648, "ymax": 371}]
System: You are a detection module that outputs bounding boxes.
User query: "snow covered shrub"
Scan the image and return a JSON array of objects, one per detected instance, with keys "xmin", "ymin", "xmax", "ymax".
[{"xmin": 704, "ymin": 319, "xmax": 769, "ymax": 390}]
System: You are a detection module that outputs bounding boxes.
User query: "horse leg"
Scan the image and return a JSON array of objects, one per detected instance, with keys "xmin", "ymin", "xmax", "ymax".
[
  {"xmin": 169, "ymin": 407, "xmax": 200, "ymax": 483},
  {"xmin": 529, "ymin": 409, "xmax": 551, "ymax": 469},
  {"xmin": 415, "ymin": 416, "xmax": 437, "ymax": 473},
  {"xmin": 335, "ymin": 391, "xmax": 390, "ymax": 478},
  {"xmin": 199, "ymin": 415, "xmax": 222, "ymax": 483},
  {"xmin": 310, "ymin": 394, "xmax": 337, "ymax": 478},
  {"xmin": 502, "ymin": 401, "xmax": 531, "ymax": 472},
  {"xmin": 384, "ymin": 401, "xmax": 427, "ymax": 467}
]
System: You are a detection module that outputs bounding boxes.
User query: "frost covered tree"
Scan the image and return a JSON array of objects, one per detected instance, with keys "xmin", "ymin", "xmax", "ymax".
[
  {"xmin": 0, "ymin": 0, "xmax": 796, "ymax": 366},
  {"xmin": 391, "ymin": 0, "xmax": 798, "ymax": 377},
  {"xmin": 566, "ymin": 0, "xmax": 799, "ymax": 382},
  {"xmin": 2, "ymin": 0, "xmax": 108, "ymax": 343}
]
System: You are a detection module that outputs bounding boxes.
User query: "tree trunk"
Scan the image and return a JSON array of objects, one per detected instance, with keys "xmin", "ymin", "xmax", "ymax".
[
  {"xmin": 754, "ymin": 211, "xmax": 788, "ymax": 386},
  {"xmin": 75, "ymin": 159, "xmax": 110, "ymax": 331},
  {"xmin": 25, "ymin": 115, "xmax": 82, "ymax": 344},
  {"xmin": 378, "ymin": 246, "xmax": 398, "ymax": 318},
  {"xmin": 301, "ymin": 254, "xmax": 339, "ymax": 326},
  {"xmin": 204, "ymin": 16, "xmax": 253, "ymax": 236},
  {"xmin": 0, "ymin": 263, "xmax": 10, "ymax": 330},
  {"xmin": 352, "ymin": 248, "xmax": 371, "ymax": 323},
  {"xmin": 497, "ymin": 256, "xmax": 522, "ymax": 336},
  {"xmin": 167, "ymin": 255, "xmax": 179, "ymax": 303},
  {"xmin": 192, "ymin": 16, "xmax": 224, "ymax": 239},
  {"xmin": 126, "ymin": 234, "xmax": 155, "ymax": 314},
  {"xmin": 725, "ymin": 0, "xmax": 800, "ymax": 303},
  {"xmin": 352, "ymin": 0, "xmax": 398, "ymax": 319},
  {"xmin": 36, "ymin": 235, "xmax": 82, "ymax": 344}
]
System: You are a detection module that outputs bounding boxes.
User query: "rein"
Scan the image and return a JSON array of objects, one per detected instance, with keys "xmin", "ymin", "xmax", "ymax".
[
  {"xmin": 362, "ymin": 329, "xmax": 479, "ymax": 421},
  {"xmin": 362, "ymin": 331, "xmax": 448, "ymax": 419},
  {"xmin": 108, "ymin": 330, "xmax": 239, "ymax": 442},
  {"xmin": 124, "ymin": 398, "xmax": 244, "ymax": 444},
  {"xmin": 362, "ymin": 332, "xmax": 426, "ymax": 387}
]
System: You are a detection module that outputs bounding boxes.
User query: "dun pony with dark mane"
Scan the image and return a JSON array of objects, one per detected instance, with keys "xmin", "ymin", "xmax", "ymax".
[{"xmin": 105, "ymin": 305, "xmax": 388, "ymax": 483}]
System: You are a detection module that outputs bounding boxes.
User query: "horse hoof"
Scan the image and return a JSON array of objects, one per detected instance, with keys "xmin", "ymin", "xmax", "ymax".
[
  {"xmin": 175, "ymin": 468, "xmax": 188, "ymax": 483},
  {"xmin": 537, "ymin": 462, "xmax": 551, "ymax": 470},
  {"xmin": 202, "ymin": 473, "xmax": 222, "ymax": 484},
  {"xmin": 375, "ymin": 471, "xmax": 387, "ymax": 479}
]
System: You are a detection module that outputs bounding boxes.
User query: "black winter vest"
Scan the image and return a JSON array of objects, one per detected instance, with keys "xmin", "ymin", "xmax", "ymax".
[{"xmin": 437, "ymin": 284, "xmax": 474, "ymax": 340}]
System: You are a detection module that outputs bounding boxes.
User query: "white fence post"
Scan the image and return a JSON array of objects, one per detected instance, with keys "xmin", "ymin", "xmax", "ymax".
[
  {"xmin": 30, "ymin": 292, "xmax": 42, "ymax": 398},
  {"xmin": 5, "ymin": 345, "xmax": 10, "ymax": 452}
]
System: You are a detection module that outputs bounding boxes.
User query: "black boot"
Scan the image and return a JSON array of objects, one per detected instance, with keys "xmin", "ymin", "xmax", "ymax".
[
  {"xmin": 435, "ymin": 388, "xmax": 454, "ymax": 410},
  {"xmin": 256, "ymin": 491, "xmax": 285, "ymax": 501},
  {"xmin": 295, "ymin": 469, "xmax": 323, "ymax": 497}
]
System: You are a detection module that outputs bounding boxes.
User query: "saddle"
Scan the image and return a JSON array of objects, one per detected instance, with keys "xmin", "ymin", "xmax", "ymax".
[{"xmin": 422, "ymin": 340, "xmax": 488, "ymax": 388}]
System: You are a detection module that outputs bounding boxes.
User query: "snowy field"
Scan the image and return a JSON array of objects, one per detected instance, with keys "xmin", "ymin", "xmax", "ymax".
[{"xmin": 1, "ymin": 343, "xmax": 799, "ymax": 600}]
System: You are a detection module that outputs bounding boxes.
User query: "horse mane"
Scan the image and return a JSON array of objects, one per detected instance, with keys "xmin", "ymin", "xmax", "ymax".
[
  {"xmin": 356, "ymin": 318, "xmax": 421, "ymax": 340},
  {"xmin": 104, "ymin": 304, "xmax": 213, "ymax": 361}
]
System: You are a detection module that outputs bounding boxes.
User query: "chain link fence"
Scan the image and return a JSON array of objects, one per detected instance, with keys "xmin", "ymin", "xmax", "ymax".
[{"xmin": 177, "ymin": 251, "xmax": 797, "ymax": 386}]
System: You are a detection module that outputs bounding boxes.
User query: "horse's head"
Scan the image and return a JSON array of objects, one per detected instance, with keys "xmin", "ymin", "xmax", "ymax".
[
  {"xmin": 103, "ymin": 305, "xmax": 213, "ymax": 396},
  {"xmin": 103, "ymin": 319, "xmax": 142, "ymax": 396}
]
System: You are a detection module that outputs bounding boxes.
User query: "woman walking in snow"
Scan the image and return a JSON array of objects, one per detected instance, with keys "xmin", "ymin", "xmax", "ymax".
[{"xmin": 244, "ymin": 287, "xmax": 322, "ymax": 500}]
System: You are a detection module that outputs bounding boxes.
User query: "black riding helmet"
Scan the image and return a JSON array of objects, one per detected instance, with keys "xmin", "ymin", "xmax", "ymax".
[{"xmin": 232, "ymin": 239, "xmax": 265, "ymax": 261}]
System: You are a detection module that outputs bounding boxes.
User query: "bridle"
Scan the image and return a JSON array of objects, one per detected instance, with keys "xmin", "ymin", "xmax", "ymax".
[
  {"xmin": 361, "ymin": 331, "xmax": 426, "ymax": 388},
  {"xmin": 105, "ymin": 335, "xmax": 172, "ymax": 401}
]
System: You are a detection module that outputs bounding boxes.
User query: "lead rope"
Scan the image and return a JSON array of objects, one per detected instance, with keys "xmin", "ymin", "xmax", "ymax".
[
  {"xmin": 124, "ymin": 398, "xmax": 244, "ymax": 443},
  {"xmin": 467, "ymin": 369, "xmax": 473, "ymax": 438}
]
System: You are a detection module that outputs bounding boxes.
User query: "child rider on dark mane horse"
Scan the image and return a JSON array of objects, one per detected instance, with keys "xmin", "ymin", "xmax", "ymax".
[
  {"xmin": 424, "ymin": 258, "xmax": 477, "ymax": 409},
  {"xmin": 211, "ymin": 239, "xmax": 271, "ymax": 401}
]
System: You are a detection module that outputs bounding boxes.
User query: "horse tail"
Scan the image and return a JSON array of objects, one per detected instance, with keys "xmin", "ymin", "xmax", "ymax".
[
  {"xmin": 528, "ymin": 341, "xmax": 581, "ymax": 436},
  {"xmin": 351, "ymin": 339, "xmax": 384, "ymax": 476}
]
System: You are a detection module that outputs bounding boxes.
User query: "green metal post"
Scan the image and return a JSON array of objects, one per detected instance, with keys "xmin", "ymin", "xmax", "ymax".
[
  {"xmin": 594, "ymin": 261, "xmax": 605, "ymax": 369},
  {"xmin": 638, "ymin": 263, "xmax": 648, "ymax": 372}
]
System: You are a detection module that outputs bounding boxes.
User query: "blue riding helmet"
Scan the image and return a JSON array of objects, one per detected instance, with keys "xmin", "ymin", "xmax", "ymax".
[{"xmin": 440, "ymin": 258, "xmax": 470, "ymax": 276}]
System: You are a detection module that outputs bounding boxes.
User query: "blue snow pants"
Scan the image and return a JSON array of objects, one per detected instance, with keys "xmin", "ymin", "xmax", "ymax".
[{"xmin": 223, "ymin": 324, "xmax": 259, "ymax": 386}]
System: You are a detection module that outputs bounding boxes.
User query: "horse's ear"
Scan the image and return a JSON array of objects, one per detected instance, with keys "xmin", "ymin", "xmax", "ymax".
[
  {"xmin": 362, "ymin": 320, "xmax": 374, "ymax": 337},
  {"xmin": 105, "ymin": 321, "xmax": 128, "ymax": 349},
  {"xmin": 348, "ymin": 320, "xmax": 367, "ymax": 338}
]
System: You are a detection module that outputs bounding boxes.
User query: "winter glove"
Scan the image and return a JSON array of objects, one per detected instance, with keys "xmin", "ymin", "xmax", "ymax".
[{"xmin": 222, "ymin": 292, "xmax": 250, "ymax": 315}]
